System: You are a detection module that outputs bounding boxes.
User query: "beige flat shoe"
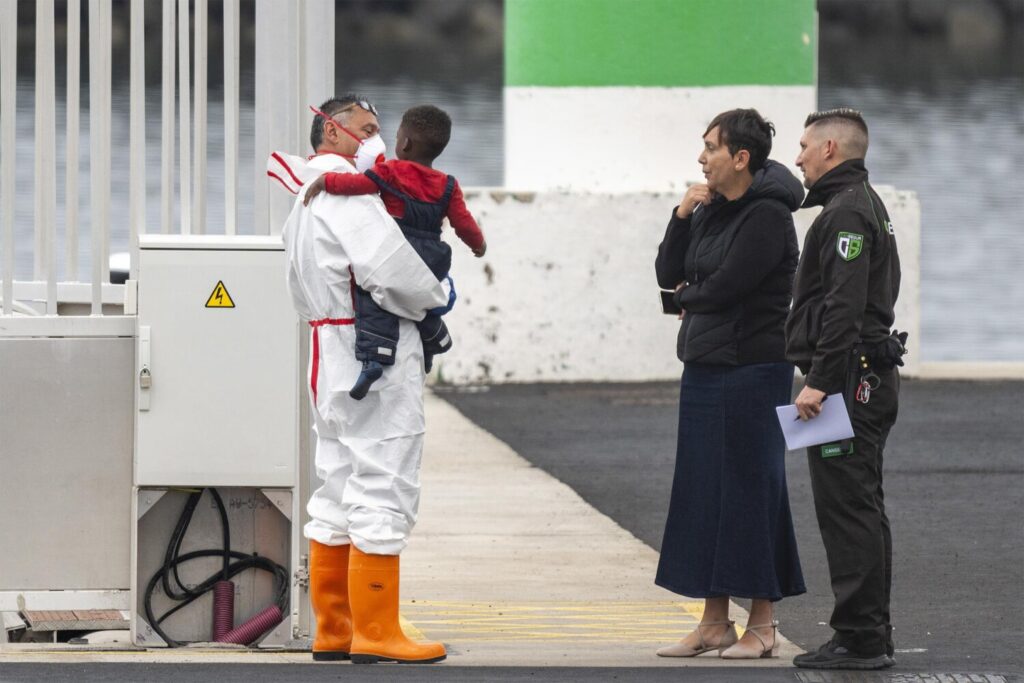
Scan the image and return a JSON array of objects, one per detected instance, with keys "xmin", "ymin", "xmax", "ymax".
[
  {"xmin": 720, "ymin": 619, "xmax": 779, "ymax": 659},
  {"xmin": 656, "ymin": 619, "xmax": 738, "ymax": 657}
]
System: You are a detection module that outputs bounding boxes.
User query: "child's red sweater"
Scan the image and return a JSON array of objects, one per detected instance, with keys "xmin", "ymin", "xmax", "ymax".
[{"xmin": 323, "ymin": 160, "xmax": 484, "ymax": 252}]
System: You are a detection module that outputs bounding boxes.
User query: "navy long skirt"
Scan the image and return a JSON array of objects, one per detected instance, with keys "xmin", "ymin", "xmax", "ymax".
[{"xmin": 655, "ymin": 362, "xmax": 806, "ymax": 601}]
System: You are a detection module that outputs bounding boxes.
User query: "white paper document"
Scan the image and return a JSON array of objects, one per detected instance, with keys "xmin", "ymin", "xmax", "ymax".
[{"xmin": 775, "ymin": 393, "xmax": 855, "ymax": 451}]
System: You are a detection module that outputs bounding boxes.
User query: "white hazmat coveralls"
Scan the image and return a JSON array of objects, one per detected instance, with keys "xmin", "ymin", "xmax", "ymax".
[{"xmin": 276, "ymin": 152, "xmax": 448, "ymax": 555}]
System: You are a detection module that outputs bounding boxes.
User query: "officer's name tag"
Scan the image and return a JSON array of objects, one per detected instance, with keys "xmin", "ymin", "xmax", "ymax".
[{"xmin": 821, "ymin": 442, "xmax": 855, "ymax": 458}]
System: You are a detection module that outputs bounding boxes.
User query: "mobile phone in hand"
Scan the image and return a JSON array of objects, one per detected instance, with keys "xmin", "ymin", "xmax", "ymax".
[{"xmin": 660, "ymin": 290, "xmax": 683, "ymax": 315}]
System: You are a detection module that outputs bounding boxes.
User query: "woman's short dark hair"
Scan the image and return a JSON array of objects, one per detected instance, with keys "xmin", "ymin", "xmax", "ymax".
[{"xmin": 703, "ymin": 108, "xmax": 776, "ymax": 173}]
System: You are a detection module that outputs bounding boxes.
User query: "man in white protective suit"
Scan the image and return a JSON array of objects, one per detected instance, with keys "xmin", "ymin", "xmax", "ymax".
[{"xmin": 275, "ymin": 95, "xmax": 449, "ymax": 664}]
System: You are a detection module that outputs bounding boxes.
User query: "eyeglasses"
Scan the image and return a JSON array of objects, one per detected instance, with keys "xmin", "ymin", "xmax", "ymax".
[
  {"xmin": 339, "ymin": 99, "xmax": 378, "ymax": 117},
  {"xmin": 309, "ymin": 99, "xmax": 378, "ymax": 124},
  {"xmin": 310, "ymin": 100, "xmax": 378, "ymax": 128}
]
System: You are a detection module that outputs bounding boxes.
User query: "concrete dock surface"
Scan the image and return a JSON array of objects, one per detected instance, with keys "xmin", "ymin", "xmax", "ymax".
[
  {"xmin": 439, "ymin": 378, "xmax": 1024, "ymax": 678},
  {"xmin": 1, "ymin": 379, "xmax": 1021, "ymax": 682},
  {"xmin": 404, "ymin": 393, "xmax": 800, "ymax": 667}
]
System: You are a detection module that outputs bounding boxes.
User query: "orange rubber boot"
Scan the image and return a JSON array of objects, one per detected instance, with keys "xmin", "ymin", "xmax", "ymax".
[
  {"xmin": 309, "ymin": 541, "xmax": 353, "ymax": 661},
  {"xmin": 348, "ymin": 546, "xmax": 446, "ymax": 664}
]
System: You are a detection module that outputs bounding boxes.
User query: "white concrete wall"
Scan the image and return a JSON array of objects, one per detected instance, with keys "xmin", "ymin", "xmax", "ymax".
[
  {"xmin": 433, "ymin": 187, "xmax": 921, "ymax": 385},
  {"xmin": 504, "ymin": 86, "xmax": 816, "ymax": 193}
]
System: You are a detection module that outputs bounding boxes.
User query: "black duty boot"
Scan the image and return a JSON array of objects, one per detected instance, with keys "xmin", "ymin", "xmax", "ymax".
[
  {"xmin": 350, "ymin": 360, "xmax": 384, "ymax": 400},
  {"xmin": 884, "ymin": 625, "xmax": 896, "ymax": 667},
  {"xmin": 793, "ymin": 640, "xmax": 891, "ymax": 670}
]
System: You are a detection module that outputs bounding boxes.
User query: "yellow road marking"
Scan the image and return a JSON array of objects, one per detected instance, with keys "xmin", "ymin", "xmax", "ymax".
[
  {"xmin": 399, "ymin": 600, "xmax": 704, "ymax": 644},
  {"xmin": 0, "ymin": 601, "xmax": 710, "ymax": 654}
]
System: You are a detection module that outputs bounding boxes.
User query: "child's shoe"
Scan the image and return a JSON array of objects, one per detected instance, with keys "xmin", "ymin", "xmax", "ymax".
[
  {"xmin": 350, "ymin": 360, "xmax": 384, "ymax": 400},
  {"xmin": 419, "ymin": 317, "xmax": 453, "ymax": 356}
]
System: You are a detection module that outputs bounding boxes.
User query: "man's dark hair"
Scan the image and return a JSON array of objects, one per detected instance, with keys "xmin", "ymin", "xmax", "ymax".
[
  {"xmin": 703, "ymin": 108, "xmax": 775, "ymax": 173},
  {"xmin": 401, "ymin": 105, "xmax": 452, "ymax": 161},
  {"xmin": 804, "ymin": 107, "xmax": 868, "ymax": 135},
  {"xmin": 804, "ymin": 108, "xmax": 869, "ymax": 157},
  {"xmin": 309, "ymin": 94, "xmax": 373, "ymax": 151}
]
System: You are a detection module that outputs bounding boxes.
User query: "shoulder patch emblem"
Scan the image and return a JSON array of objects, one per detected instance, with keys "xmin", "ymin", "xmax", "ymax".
[{"xmin": 836, "ymin": 232, "xmax": 864, "ymax": 261}]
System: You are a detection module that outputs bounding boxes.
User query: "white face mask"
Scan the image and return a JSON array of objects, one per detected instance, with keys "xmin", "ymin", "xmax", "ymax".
[{"xmin": 355, "ymin": 134, "xmax": 386, "ymax": 172}]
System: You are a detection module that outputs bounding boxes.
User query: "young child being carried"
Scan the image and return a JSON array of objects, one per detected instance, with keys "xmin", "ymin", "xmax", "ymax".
[{"xmin": 304, "ymin": 104, "xmax": 487, "ymax": 399}]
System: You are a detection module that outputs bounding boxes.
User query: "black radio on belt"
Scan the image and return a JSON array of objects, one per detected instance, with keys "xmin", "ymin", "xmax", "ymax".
[
  {"xmin": 846, "ymin": 330, "xmax": 909, "ymax": 409},
  {"xmin": 865, "ymin": 330, "xmax": 909, "ymax": 371}
]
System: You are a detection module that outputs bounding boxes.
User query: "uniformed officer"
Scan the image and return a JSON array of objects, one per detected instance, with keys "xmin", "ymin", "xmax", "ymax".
[{"xmin": 785, "ymin": 109, "xmax": 906, "ymax": 671}]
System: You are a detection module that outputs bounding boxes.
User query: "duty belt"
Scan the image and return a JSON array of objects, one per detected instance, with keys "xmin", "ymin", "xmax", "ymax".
[{"xmin": 843, "ymin": 330, "xmax": 909, "ymax": 413}]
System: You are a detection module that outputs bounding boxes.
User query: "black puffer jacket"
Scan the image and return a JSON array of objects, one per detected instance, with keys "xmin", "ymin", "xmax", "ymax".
[{"xmin": 655, "ymin": 160, "xmax": 803, "ymax": 365}]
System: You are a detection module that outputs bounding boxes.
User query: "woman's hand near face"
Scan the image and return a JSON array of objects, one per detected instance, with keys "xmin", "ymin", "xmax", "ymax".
[{"xmin": 676, "ymin": 184, "xmax": 712, "ymax": 219}]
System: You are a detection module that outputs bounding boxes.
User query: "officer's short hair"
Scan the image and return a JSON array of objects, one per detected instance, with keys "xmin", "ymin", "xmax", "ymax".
[
  {"xmin": 401, "ymin": 105, "xmax": 452, "ymax": 161},
  {"xmin": 703, "ymin": 108, "xmax": 775, "ymax": 173},
  {"xmin": 805, "ymin": 108, "xmax": 869, "ymax": 158},
  {"xmin": 310, "ymin": 94, "xmax": 373, "ymax": 151}
]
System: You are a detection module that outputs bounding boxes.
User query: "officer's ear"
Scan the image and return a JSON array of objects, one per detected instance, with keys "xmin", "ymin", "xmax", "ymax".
[{"xmin": 823, "ymin": 138, "xmax": 840, "ymax": 161}]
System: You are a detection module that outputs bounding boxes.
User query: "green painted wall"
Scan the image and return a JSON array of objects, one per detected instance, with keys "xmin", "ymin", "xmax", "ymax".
[{"xmin": 505, "ymin": 0, "xmax": 816, "ymax": 87}]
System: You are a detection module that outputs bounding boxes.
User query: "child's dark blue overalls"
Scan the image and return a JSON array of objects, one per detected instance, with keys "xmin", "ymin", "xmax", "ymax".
[{"xmin": 348, "ymin": 170, "xmax": 456, "ymax": 399}]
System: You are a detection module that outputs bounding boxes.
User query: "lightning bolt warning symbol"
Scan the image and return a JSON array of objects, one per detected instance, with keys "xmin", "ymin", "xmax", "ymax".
[{"xmin": 205, "ymin": 280, "xmax": 236, "ymax": 308}]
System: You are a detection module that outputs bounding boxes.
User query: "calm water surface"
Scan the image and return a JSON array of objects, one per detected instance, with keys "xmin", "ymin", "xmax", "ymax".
[{"xmin": 820, "ymin": 77, "xmax": 1023, "ymax": 361}]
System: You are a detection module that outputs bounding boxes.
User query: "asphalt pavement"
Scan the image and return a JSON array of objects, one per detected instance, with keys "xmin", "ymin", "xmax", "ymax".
[
  {"xmin": 13, "ymin": 663, "xmax": 1012, "ymax": 683},
  {"xmin": 437, "ymin": 378, "xmax": 1024, "ymax": 677}
]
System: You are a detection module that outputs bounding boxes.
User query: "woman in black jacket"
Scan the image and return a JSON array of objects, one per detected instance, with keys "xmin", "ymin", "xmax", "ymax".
[{"xmin": 654, "ymin": 109, "xmax": 806, "ymax": 660}]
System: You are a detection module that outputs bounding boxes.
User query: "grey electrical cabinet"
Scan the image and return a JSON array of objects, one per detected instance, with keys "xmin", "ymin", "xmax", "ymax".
[
  {"xmin": 134, "ymin": 235, "xmax": 299, "ymax": 487},
  {"xmin": 131, "ymin": 235, "xmax": 303, "ymax": 647}
]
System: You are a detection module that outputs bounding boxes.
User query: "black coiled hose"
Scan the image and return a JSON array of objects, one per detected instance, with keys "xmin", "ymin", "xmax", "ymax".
[{"xmin": 142, "ymin": 488, "xmax": 289, "ymax": 647}]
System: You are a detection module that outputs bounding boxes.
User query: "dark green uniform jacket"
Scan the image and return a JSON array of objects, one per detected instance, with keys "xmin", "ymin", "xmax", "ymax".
[{"xmin": 785, "ymin": 159, "xmax": 901, "ymax": 394}]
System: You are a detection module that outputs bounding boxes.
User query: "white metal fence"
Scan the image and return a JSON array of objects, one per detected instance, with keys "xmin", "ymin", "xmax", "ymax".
[{"xmin": 0, "ymin": 0, "xmax": 333, "ymax": 323}]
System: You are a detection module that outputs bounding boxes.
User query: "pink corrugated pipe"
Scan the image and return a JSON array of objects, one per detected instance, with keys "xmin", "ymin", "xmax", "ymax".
[
  {"xmin": 216, "ymin": 605, "xmax": 284, "ymax": 646},
  {"xmin": 212, "ymin": 580, "xmax": 235, "ymax": 641}
]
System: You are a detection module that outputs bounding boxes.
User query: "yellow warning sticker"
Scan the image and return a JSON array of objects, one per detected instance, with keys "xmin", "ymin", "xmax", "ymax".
[{"xmin": 205, "ymin": 281, "xmax": 236, "ymax": 308}]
